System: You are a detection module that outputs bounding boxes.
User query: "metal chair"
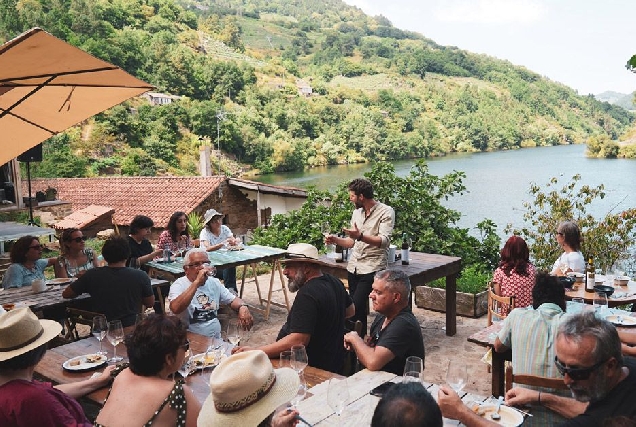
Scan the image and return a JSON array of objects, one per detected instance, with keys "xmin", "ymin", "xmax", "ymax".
[
  {"xmin": 505, "ymin": 365, "xmax": 568, "ymax": 392},
  {"xmin": 487, "ymin": 282, "xmax": 515, "ymax": 326}
]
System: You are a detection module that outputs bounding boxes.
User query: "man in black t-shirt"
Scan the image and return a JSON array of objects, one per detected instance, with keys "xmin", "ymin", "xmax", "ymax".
[
  {"xmin": 344, "ymin": 269, "xmax": 424, "ymax": 375},
  {"xmin": 233, "ymin": 243, "xmax": 355, "ymax": 373}
]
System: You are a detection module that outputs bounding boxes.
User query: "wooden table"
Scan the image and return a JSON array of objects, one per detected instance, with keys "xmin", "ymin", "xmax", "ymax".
[
  {"xmin": 35, "ymin": 331, "xmax": 341, "ymax": 405},
  {"xmin": 565, "ymin": 278, "xmax": 636, "ymax": 307},
  {"xmin": 467, "ymin": 302, "xmax": 635, "ymax": 397},
  {"xmin": 147, "ymin": 245, "xmax": 289, "ymax": 320},
  {"xmin": 319, "ymin": 252, "xmax": 462, "ymax": 336}
]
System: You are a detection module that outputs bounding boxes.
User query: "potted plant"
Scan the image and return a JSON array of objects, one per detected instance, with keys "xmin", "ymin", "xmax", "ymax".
[
  {"xmin": 415, "ymin": 265, "xmax": 490, "ymax": 317},
  {"xmin": 45, "ymin": 186, "xmax": 57, "ymax": 201}
]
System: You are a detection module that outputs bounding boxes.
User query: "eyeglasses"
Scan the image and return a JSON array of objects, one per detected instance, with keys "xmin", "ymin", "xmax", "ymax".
[
  {"xmin": 185, "ymin": 261, "xmax": 211, "ymax": 268},
  {"xmin": 554, "ymin": 356, "xmax": 607, "ymax": 380},
  {"xmin": 29, "ymin": 244, "xmax": 43, "ymax": 250},
  {"xmin": 181, "ymin": 339, "xmax": 190, "ymax": 351}
]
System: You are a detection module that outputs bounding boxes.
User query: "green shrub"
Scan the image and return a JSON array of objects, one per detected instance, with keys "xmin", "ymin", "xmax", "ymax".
[{"xmin": 428, "ymin": 264, "xmax": 490, "ymax": 294}]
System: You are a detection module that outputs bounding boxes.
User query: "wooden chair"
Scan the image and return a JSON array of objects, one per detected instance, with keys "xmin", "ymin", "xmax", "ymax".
[
  {"xmin": 487, "ymin": 282, "xmax": 515, "ymax": 326},
  {"xmin": 342, "ymin": 319, "xmax": 363, "ymax": 376},
  {"xmin": 64, "ymin": 307, "xmax": 103, "ymax": 341},
  {"xmin": 505, "ymin": 365, "xmax": 569, "ymax": 392}
]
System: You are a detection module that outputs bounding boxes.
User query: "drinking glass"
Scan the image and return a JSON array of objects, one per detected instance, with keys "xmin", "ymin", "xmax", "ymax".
[
  {"xmin": 279, "ymin": 350, "xmax": 293, "ymax": 368},
  {"xmin": 593, "ymin": 292, "xmax": 608, "ymax": 316},
  {"xmin": 227, "ymin": 319, "xmax": 241, "ymax": 346},
  {"xmin": 321, "ymin": 222, "xmax": 331, "ymax": 238},
  {"xmin": 107, "ymin": 320, "xmax": 124, "ymax": 363},
  {"xmin": 179, "ymin": 348, "xmax": 195, "ymax": 378},
  {"xmin": 290, "ymin": 372, "xmax": 307, "ymax": 408},
  {"xmin": 327, "ymin": 378, "xmax": 349, "ymax": 416},
  {"xmin": 403, "ymin": 356, "xmax": 424, "ymax": 383},
  {"xmin": 67, "ymin": 258, "xmax": 79, "ymax": 279},
  {"xmin": 446, "ymin": 359, "xmax": 467, "ymax": 393},
  {"xmin": 291, "ymin": 345, "xmax": 308, "ymax": 373},
  {"xmin": 559, "ymin": 262, "xmax": 570, "ymax": 275},
  {"xmin": 92, "ymin": 315, "xmax": 108, "ymax": 355}
]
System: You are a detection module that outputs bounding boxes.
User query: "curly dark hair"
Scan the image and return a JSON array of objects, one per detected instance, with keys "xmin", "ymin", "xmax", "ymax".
[
  {"xmin": 498, "ymin": 235, "xmax": 532, "ymax": 276},
  {"xmin": 129, "ymin": 215, "xmax": 154, "ymax": 235},
  {"xmin": 532, "ymin": 272, "xmax": 566, "ymax": 311},
  {"xmin": 348, "ymin": 178, "xmax": 374, "ymax": 199},
  {"xmin": 10, "ymin": 235, "xmax": 39, "ymax": 264},
  {"xmin": 166, "ymin": 211, "xmax": 190, "ymax": 243},
  {"xmin": 125, "ymin": 314, "xmax": 187, "ymax": 376}
]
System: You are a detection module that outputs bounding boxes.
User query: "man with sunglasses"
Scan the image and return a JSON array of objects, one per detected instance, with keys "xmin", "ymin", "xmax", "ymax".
[
  {"xmin": 168, "ymin": 248, "xmax": 253, "ymax": 338},
  {"xmin": 439, "ymin": 311, "xmax": 636, "ymax": 426}
]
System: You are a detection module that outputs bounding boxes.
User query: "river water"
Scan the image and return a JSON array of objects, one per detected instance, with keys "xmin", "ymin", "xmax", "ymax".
[{"xmin": 250, "ymin": 144, "xmax": 636, "ymax": 238}]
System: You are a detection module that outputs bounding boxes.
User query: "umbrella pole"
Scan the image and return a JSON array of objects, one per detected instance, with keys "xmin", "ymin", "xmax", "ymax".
[{"xmin": 26, "ymin": 160, "xmax": 35, "ymax": 226}]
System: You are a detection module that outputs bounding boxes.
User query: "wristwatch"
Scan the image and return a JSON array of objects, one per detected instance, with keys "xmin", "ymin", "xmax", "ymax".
[{"xmin": 357, "ymin": 232, "xmax": 364, "ymax": 242}]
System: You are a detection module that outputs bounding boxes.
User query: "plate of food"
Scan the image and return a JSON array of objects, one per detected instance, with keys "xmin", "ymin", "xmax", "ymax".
[
  {"xmin": 62, "ymin": 354, "xmax": 108, "ymax": 372},
  {"xmin": 47, "ymin": 278, "xmax": 71, "ymax": 285},
  {"xmin": 470, "ymin": 403, "xmax": 524, "ymax": 426},
  {"xmin": 606, "ymin": 315, "xmax": 636, "ymax": 327},
  {"xmin": 190, "ymin": 352, "xmax": 227, "ymax": 369}
]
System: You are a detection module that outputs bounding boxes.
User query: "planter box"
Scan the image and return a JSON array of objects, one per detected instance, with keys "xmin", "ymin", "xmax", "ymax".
[{"xmin": 415, "ymin": 285, "xmax": 488, "ymax": 318}]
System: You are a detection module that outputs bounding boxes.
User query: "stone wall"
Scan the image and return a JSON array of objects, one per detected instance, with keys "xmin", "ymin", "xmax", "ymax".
[
  {"xmin": 415, "ymin": 285, "xmax": 488, "ymax": 318},
  {"xmin": 193, "ymin": 181, "xmax": 259, "ymax": 236}
]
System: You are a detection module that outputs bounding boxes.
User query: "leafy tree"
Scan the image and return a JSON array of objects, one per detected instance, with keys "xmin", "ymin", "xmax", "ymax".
[
  {"xmin": 29, "ymin": 134, "xmax": 88, "ymax": 178},
  {"xmin": 506, "ymin": 175, "xmax": 636, "ymax": 273}
]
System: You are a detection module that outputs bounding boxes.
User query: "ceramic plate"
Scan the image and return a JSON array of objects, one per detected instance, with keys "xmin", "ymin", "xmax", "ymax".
[
  {"xmin": 473, "ymin": 404, "xmax": 524, "ymax": 427},
  {"xmin": 47, "ymin": 278, "xmax": 71, "ymax": 285},
  {"xmin": 62, "ymin": 354, "xmax": 108, "ymax": 372},
  {"xmin": 190, "ymin": 352, "xmax": 226, "ymax": 369},
  {"xmin": 606, "ymin": 315, "xmax": 636, "ymax": 327}
]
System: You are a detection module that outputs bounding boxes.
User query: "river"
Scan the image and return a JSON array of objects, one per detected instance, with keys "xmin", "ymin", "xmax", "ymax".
[{"xmin": 249, "ymin": 144, "xmax": 636, "ymax": 238}]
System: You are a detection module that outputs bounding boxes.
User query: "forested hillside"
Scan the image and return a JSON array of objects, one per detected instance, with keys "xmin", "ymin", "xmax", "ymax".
[{"xmin": 1, "ymin": 0, "xmax": 633, "ymax": 178}]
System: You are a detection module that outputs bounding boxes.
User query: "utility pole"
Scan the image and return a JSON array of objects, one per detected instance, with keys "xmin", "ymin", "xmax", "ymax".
[{"xmin": 216, "ymin": 110, "xmax": 226, "ymax": 198}]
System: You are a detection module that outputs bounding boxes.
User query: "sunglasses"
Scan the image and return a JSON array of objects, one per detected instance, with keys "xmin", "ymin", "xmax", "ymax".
[
  {"xmin": 68, "ymin": 236, "xmax": 88, "ymax": 243},
  {"xmin": 554, "ymin": 356, "xmax": 607, "ymax": 380},
  {"xmin": 555, "ymin": 231, "xmax": 564, "ymax": 236},
  {"xmin": 181, "ymin": 339, "xmax": 190, "ymax": 351},
  {"xmin": 29, "ymin": 244, "xmax": 43, "ymax": 250}
]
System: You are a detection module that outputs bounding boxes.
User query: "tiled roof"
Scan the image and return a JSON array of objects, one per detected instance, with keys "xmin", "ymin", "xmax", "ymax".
[
  {"xmin": 25, "ymin": 177, "xmax": 224, "ymax": 227},
  {"xmin": 53, "ymin": 205, "xmax": 115, "ymax": 230}
]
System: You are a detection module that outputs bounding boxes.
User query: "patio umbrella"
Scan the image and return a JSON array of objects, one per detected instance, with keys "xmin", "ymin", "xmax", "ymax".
[{"xmin": 0, "ymin": 27, "xmax": 154, "ymax": 165}]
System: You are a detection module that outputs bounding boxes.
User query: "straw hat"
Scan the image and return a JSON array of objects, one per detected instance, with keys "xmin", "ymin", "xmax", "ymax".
[
  {"xmin": 283, "ymin": 243, "xmax": 327, "ymax": 266},
  {"xmin": 203, "ymin": 209, "xmax": 224, "ymax": 226},
  {"xmin": 0, "ymin": 307, "xmax": 62, "ymax": 362},
  {"xmin": 198, "ymin": 350, "xmax": 299, "ymax": 427}
]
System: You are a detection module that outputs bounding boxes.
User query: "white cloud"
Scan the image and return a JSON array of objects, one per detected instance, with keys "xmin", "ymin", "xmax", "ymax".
[{"xmin": 435, "ymin": 0, "xmax": 546, "ymax": 24}]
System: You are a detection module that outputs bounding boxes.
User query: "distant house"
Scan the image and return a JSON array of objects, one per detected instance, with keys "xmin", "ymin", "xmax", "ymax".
[
  {"xmin": 296, "ymin": 79, "xmax": 312, "ymax": 97},
  {"xmin": 24, "ymin": 177, "xmax": 307, "ymax": 237},
  {"xmin": 142, "ymin": 92, "xmax": 182, "ymax": 106}
]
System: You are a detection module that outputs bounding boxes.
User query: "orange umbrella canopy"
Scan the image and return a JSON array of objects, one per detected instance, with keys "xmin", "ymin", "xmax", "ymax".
[{"xmin": 0, "ymin": 28, "xmax": 153, "ymax": 165}]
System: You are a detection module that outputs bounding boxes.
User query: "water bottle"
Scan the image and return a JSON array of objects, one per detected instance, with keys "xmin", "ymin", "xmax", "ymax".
[{"xmin": 163, "ymin": 245, "xmax": 171, "ymax": 262}]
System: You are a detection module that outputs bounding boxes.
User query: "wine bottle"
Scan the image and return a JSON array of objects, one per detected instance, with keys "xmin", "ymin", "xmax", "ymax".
[
  {"xmin": 401, "ymin": 232, "xmax": 410, "ymax": 265},
  {"xmin": 585, "ymin": 257, "xmax": 595, "ymax": 292},
  {"xmin": 335, "ymin": 232, "xmax": 344, "ymax": 263}
]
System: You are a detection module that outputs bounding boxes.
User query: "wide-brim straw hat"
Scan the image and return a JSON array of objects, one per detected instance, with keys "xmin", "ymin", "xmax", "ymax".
[
  {"xmin": 283, "ymin": 242, "xmax": 329, "ymax": 266},
  {"xmin": 198, "ymin": 350, "xmax": 299, "ymax": 427},
  {"xmin": 203, "ymin": 209, "xmax": 224, "ymax": 226},
  {"xmin": 0, "ymin": 307, "xmax": 62, "ymax": 362}
]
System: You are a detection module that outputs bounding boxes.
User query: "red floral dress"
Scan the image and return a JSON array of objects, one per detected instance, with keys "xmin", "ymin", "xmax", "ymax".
[{"xmin": 493, "ymin": 263, "xmax": 536, "ymax": 316}]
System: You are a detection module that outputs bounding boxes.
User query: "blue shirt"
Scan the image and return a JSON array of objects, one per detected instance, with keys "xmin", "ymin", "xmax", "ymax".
[{"xmin": 2, "ymin": 259, "xmax": 49, "ymax": 289}]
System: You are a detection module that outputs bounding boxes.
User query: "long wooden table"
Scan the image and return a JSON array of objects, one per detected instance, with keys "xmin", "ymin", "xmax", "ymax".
[
  {"xmin": 35, "ymin": 331, "xmax": 341, "ymax": 405},
  {"xmin": 565, "ymin": 277, "xmax": 636, "ymax": 307},
  {"xmin": 147, "ymin": 245, "xmax": 289, "ymax": 320},
  {"xmin": 319, "ymin": 252, "xmax": 462, "ymax": 336},
  {"xmin": 468, "ymin": 302, "xmax": 635, "ymax": 396}
]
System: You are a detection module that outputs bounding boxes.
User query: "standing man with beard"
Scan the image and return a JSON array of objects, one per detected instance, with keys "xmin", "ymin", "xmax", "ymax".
[
  {"xmin": 438, "ymin": 311, "xmax": 636, "ymax": 426},
  {"xmin": 326, "ymin": 178, "xmax": 394, "ymax": 336},
  {"xmin": 233, "ymin": 243, "xmax": 355, "ymax": 373}
]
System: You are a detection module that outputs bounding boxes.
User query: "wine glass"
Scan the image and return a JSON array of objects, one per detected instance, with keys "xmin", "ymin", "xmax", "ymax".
[
  {"xmin": 92, "ymin": 315, "xmax": 108, "ymax": 356},
  {"xmin": 321, "ymin": 222, "xmax": 331, "ymax": 239},
  {"xmin": 290, "ymin": 372, "xmax": 307, "ymax": 408},
  {"xmin": 227, "ymin": 319, "xmax": 241, "ymax": 346},
  {"xmin": 280, "ymin": 350, "xmax": 293, "ymax": 368},
  {"xmin": 593, "ymin": 292, "xmax": 608, "ymax": 316},
  {"xmin": 291, "ymin": 345, "xmax": 308, "ymax": 373},
  {"xmin": 327, "ymin": 378, "xmax": 349, "ymax": 416},
  {"xmin": 403, "ymin": 356, "xmax": 424, "ymax": 383},
  {"xmin": 107, "ymin": 320, "xmax": 125, "ymax": 363},
  {"xmin": 446, "ymin": 359, "xmax": 467, "ymax": 393},
  {"xmin": 67, "ymin": 258, "xmax": 79, "ymax": 279},
  {"xmin": 559, "ymin": 262, "xmax": 570, "ymax": 276}
]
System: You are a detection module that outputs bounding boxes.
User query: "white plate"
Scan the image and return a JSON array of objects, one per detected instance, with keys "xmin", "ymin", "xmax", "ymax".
[
  {"xmin": 47, "ymin": 278, "xmax": 71, "ymax": 285},
  {"xmin": 62, "ymin": 354, "xmax": 108, "ymax": 372},
  {"xmin": 191, "ymin": 352, "xmax": 226, "ymax": 369},
  {"xmin": 473, "ymin": 404, "xmax": 524, "ymax": 426},
  {"xmin": 606, "ymin": 315, "xmax": 636, "ymax": 327}
]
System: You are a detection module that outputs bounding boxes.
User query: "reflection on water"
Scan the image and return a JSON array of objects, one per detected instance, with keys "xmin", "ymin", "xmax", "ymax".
[{"xmin": 250, "ymin": 145, "xmax": 636, "ymax": 237}]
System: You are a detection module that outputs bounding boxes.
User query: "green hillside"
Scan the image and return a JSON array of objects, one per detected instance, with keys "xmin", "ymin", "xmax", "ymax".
[{"xmin": 1, "ymin": 0, "xmax": 634, "ymax": 178}]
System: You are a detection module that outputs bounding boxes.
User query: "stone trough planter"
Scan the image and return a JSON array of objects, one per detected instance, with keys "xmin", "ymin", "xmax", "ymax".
[{"xmin": 415, "ymin": 285, "xmax": 488, "ymax": 318}]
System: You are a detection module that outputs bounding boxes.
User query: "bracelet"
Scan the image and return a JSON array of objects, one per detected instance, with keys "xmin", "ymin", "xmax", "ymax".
[
  {"xmin": 538, "ymin": 391, "xmax": 541, "ymax": 404},
  {"xmin": 357, "ymin": 232, "xmax": 364, "ymax": 242}
]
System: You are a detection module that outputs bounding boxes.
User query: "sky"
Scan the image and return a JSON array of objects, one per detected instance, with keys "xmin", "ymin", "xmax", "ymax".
[{"xmin": 343, "ymin": 0, "xmax": 636, "ymax": 95}]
